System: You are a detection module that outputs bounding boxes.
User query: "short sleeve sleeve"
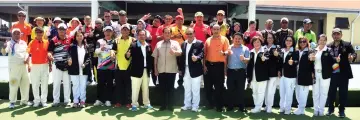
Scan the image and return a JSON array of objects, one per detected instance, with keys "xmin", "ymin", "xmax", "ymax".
[{"xmin": 152, "ymin": 42, "xmax": 159, "ymax": 57}]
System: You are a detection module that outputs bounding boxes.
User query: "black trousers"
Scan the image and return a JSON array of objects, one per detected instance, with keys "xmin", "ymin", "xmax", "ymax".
[
  {"xmin": 97, "ymin": 70, "xmax": 114, "ymax": 102},
  {"xmin": 87, "ymin": 54, "xmax": 97, "ymax": 82},
  {"xmin": 204, "ymin": 61, "xmax": 225, "ymax": 109},
  {"xmin": 151, "ymin": 57, "xmax": 157, "ymax": 86},
  {"xmin": 158, "ymin": 73, "xmax": 176, "ymax": 108},
  {"xmin": 327, "ymin": 73, "xmax": 349, "ymax": 112},
  {"xmin": 115, "ymin": 69, "xmax": 132, "ymax": 105},
  {"xmin": 226, "ymin": 68, "xmax": 246, "ymax": 109}
]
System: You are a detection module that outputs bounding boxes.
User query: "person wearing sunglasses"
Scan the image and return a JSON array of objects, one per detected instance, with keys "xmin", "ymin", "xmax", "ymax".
[
  {"xmin": 294, "ymin": 37, "xmax": 315, "ymax": 115},
  {"xmin": 28, "ymin": 27, "xmax": 51, "ymax": 108},
  {"xmin": 294, "ymin": 18, "xmax": 317, "ymax": 48},
  {"xmin": 178, "ymin": 28, "xmax": 204, "ymax": 112},
  {"xmin": 275, "ymin": 17, "xmax": 293, "ymax": 48},
  {"xmin": 48, "ymin": 23, "xmax": 73, "ymax": 107},
  {"xmin": 10, "ymin": 11, "xmax": 32, "ymax": 44}
]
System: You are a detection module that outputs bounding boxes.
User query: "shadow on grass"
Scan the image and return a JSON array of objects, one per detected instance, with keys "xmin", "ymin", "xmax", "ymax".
[
  {"xmin": 198, "ymin": 108, "xmax": 226, "ymax": 119},
  {"xmin": 11, "ymin": 106, "xmax": 40, "ymax": 117},
  {"xmin": 0, "ymin": 105, "xmax": 25, "ymax": 114},
  {"xmin": 147, "ymin": 108, "xmax": 176, "ymax": 119},
  {"xmin": 113, "ymin": 107, "xmax": 149, "ymax": 119},
  {"xmin": 84, "ymin": 106, "xmax": 109, "ymax": 115},
  {"xmin": 221, "ymin": 110, "xmax": 248, "ymax": 119},
  {"xmin": 173, "ymin": 110, "xmax": 200, "ymax": 119}
]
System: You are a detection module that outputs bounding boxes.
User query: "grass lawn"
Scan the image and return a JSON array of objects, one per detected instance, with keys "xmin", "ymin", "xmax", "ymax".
[{"xmin": 0, "ymin": 100, "xmax": 359, "ymax": 120}]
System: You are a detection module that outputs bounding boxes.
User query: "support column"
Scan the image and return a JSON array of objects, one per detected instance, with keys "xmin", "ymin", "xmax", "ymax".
[
  {"xmin": 9, "ymin": 14, "xmax": 12, "ymax": 28},
  {"xmin": 24, "ymin": 5, "xmax": 29, "ymax": 23},
  {"xmin": 91, "ymin": 0, "xmax": 99, "ymax": 23},
  {"xmin": 248, "ymin": 0, "xmax": 256, "ymax": 23}
]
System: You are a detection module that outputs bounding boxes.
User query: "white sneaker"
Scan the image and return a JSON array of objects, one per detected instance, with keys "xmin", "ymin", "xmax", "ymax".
[
  {"xmin": 33, "ymin": 103, "xmax": 40, "ymax": 107},
  {"xmin": 266, "ymin": 107, "xmax": 272, "ymax": 113},
  {"xmin": 20, "ymin": 101, "xmax": 33, "ymax": 106},
  {"xmin": 251, "ymin": 108, "xmax": 261, "ymax": 113},
  {"xmin": 181, "ymin": 106, "xmax": 191, "ymax": 111},
  {"xmin": 93, "ymin": 100, "xmax": 103, "ymax": 106},
  {"xmin": 105, "ymin": 101, "xmax": 111, "ymax": 107},
  {"xmin": 294, "ymin": 108, "xmax": 305, "ymax": 115},
  {"xmin": 191, "ymin": 108, "xmax": 199, "ymax": 112},
  {"xmin": 41, "ymin": 102, "xmax": 48, "ymax": 107},
  {"xmin": 279, "ymin": 108, "xmax": 285, "ymax": 113}
]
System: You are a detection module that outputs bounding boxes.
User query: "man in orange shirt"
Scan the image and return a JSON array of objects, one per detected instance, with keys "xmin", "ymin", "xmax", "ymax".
[
  {"xmin": 27, "ymin": 27, "xmax": 51, "ymax": 107},
  {"xmin": 171, "ymin": 15, "xmax": 187, "ymax": 45},
  {"xmin": 203, "ymin": 24, "xmax": 230, "ymax": 112},
  {"xmin": 11, "ymin": 11, "xmax": 32, "ymax": 44}
]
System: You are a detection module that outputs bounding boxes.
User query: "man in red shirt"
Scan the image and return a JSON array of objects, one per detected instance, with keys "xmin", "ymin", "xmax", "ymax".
[{"xmin": 192, "ymin": 12, "xmax": 211, "ymax": 43}]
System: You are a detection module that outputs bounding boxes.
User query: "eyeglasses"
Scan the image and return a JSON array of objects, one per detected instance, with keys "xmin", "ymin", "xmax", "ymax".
[
  {"xmin": 281, "ymin": 22, "xmax": 288, "ymax": 24},
  {"xmin": 186, "ymin": 33, "xmax": 193, "ymax": 35},
  {"xmin": 18, "ymin": 15, "xmax": 26, "ymax": 18},
  {"xmin": 299, "ymin": 40, "xmax": 307, "ymax": 43}
]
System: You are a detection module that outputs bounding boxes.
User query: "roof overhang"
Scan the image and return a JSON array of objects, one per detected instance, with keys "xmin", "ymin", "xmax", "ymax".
[{"xmin": 257, "ymin": 5, "xmax": 360, "ymax": 14}]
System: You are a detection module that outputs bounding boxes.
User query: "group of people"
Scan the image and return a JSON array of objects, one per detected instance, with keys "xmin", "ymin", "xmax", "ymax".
[{"xmin": 4, "ymin": 8, "xmax": 357, "ymax": 118}]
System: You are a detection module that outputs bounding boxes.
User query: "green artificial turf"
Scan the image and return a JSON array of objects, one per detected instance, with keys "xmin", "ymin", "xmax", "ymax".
[{"xmin": 0, "ymin": 100, "xmax": 359, "ymax": 120}]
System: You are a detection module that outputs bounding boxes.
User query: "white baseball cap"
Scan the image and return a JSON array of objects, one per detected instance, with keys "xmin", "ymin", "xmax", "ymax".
[
  {"xmin": 57, "ymin": 23, "xmax": 68, "ymax": 29},
  {"xmin": 103, "ymin": 26, "xmax": 114, "ymax": 31},
  {"xmin": 11, "ymin": 28, "xmax": 21, "ymax": 34}
]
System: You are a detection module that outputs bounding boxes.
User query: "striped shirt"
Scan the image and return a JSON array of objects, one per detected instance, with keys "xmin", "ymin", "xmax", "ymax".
[
  {"xmin": 95, "ymin": 38, "xmax": 116, "ymax": 70},
  {"xmin": 48, "ymin": 36, "xmax": 72, "ymax": 70}
]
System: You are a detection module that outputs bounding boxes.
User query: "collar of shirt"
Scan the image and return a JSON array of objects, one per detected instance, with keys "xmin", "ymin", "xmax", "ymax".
[
  {"xmin": 316, "ymin": 45, "xmax": 328, "ymax": 52},
  {"xmin": 282, "ymin": 47, "xmax": 294, "ymax": 52},
  {"xmin": 137, "ymin": 40, "xmax": 148, "ymax": 47},
  {"xmin": 250, "ymin": 46, "xmax": 265, "ymax": 53},
  {"xmin": 186, "ymin": 39, "xmax": 197, "ymax": 44},
  {"xmin": 299, "ymin": 47, "xmax": 309, "ymax": 52},
  {"xmin": 301, "ymin": 28, "xmax": 311, "ymax": 33},
  {"xmin": 231, "ymin": 44, "xmax": 243, "ymax": 49}
]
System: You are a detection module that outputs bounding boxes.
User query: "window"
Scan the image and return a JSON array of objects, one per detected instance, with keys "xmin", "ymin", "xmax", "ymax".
[{"xmin": 335, "ymin": 17, "xmax": 350, "ymax": 29}]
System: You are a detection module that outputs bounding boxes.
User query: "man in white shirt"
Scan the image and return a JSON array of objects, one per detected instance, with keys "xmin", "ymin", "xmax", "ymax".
[{"xmin": 5, "ymin": 28, "xmax": 31, "ymax": 108}]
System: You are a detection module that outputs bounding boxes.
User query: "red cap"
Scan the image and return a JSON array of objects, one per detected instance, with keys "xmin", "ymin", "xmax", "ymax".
[{"xmin": 175, "ymin": 15, "xmax": 184, "ymax": 20}]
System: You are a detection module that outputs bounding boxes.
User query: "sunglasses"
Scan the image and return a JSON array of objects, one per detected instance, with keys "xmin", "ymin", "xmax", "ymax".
[
  {"xmin": 186, "ymin": 33, "xmax": 193, "ymax": 35},
  {"xmin": 104, "ymin": 16, "xmax": 111, "ymax": 18},
  {"xmin": 299, "ymin": 40, "xmax": 307, "ymax": 43},
  {"xmin": 281, "ymin": 22, "xmax": 288, "ymax": 24},
  {"xmin": 18, "ymin": 15, "xmax": 26, "ymax": 17},
  {"xmin": 36, "ymin": 31, "xmax": 44, "ymax": 33},
  {"xmin": 58, "ymin": 29, "xmax": 66, "ymax": 31}
]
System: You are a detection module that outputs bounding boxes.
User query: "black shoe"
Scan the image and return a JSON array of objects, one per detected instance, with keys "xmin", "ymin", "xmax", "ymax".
[
  {"xmin": 239, "ymin": 108, "xmax": 247, "ymax": 113},
  {"xmin": 226, "ymin": 107, "xmax": 234, "ymax": 112},
  {"xmin": 159, "ymin": 106, "xmax": 166, "ymax": 111},
  {"xmin": 326, "ymin": 109, "xmax": 334, "ymax": 116},
  {"xmin": 339, "ymin": 111, "xmax": 346, "ymax": 118}
]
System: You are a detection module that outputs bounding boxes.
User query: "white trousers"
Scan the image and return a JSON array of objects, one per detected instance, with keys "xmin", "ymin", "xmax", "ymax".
[
  {"xmin": 30, "ymin": 64, "xmax": 49, "ymax": 104},
  {"xmin": 279, "ymin": 77, "xmax": 296, "ymax": 111},
  {"xmin": 251, "ymin": 79, "xmax": 268, "ymax": 109},
  {"xmin": 131, "ymin": 69, "xmax": 150, "ymax": 107},
  {"xmin": 53, "ymin": 68, "xmax": 71, "ymax": 103},
  {"xmin": 265, "ymin": 77, "xmax": 278, "ymax": 108},
  {"xmin": 295, "ymin": 85, "xmax": 310, "ymax": 109},
  {"xmin": 8, "ymin": 64, "xmax": 30, "ymax": 103},
  {"xmin": 312, "ymin": 71, "xmax": 331, "ymax": 113},
  {"xmin": 183, "ymin": 66, "xmax": 202, "ymax": 109},
  {"xmin": 70, "ymin": 75, "xmax": 88, "ymax": 103}
]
